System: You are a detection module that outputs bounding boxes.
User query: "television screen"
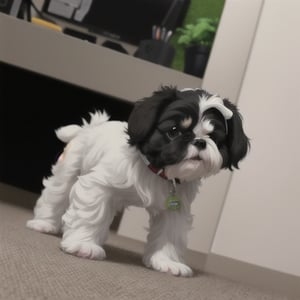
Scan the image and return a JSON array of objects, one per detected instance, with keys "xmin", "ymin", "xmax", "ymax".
[{"xmin": 42, "ymin": 0, "xmax": 190, "ymax": 45}]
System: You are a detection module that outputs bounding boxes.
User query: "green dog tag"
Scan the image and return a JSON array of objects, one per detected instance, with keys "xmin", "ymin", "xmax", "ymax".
[{"xmin": 166, "ymin": 195, "xmax": 181, "ymax": 211}]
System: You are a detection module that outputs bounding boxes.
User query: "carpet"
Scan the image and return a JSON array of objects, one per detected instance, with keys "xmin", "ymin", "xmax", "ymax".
[{"xmin": 0, "ymin": 183, "xmax": 291, "ymax": 300}]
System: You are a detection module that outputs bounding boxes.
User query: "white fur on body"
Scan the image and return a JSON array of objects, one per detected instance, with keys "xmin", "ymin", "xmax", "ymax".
[{"xmin": 27, "ymin": 112, "xmax": 202, "ymax": 276}]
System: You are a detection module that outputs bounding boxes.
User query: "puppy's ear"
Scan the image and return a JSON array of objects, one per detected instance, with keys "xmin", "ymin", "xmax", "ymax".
[
  {"xmin": 127, "ymin": 86, "xmax": 177, "ymax": 146},
  {"xmin": 223, "ymin": 99, "xmax": 250, "ymax": 170}
]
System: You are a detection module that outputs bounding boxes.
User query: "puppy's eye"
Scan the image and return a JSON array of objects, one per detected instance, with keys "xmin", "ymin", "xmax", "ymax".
[{"xmin": 166, "ymin": 126, "xmax": 182, "ymax": 140}]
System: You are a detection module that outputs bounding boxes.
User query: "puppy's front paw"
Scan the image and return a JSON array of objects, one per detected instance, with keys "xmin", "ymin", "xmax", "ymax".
[
  {"xmin": 26, "ymin": 219, "xmax": 59, "ymax": 234},
  {"xmin": 60, "ymin": 241, "xmax": 106, "ymax": 260},
  {"xmin": 145, "ymin": 255, "xmax": 193, "ymax": 277}
]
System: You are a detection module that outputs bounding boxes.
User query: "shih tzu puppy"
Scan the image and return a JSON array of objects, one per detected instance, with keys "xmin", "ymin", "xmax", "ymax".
[{"xmin": 27, "ymin": 86, "xmax": 249, "ymax": 277}]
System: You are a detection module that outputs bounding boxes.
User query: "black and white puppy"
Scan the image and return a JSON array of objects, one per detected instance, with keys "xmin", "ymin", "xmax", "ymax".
[{"xmin": 27, "ymin": 86, "xmax": 250, "ymax": 277}]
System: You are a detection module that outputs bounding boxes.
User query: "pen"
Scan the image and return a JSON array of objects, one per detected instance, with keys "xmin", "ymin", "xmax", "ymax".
[
  {"xmin": 156, "ymin": 26, "xmax": 161, "ymax": 40},
  {"xmin": 152, "ymin": 25, "xmax": 157, "ymax": 40},
  {"xmin": 161, "ymin": 27, "xmax": 166, "ymax": 41},
  {"xmin": 164, "ymin": 30, "xmax": 173, "ymax": 43}
]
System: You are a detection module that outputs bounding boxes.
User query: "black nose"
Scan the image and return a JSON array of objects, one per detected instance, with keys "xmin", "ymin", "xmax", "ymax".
[{"xmin": 192, "ymin": 139, "xmax": 207, "ymax": 150}]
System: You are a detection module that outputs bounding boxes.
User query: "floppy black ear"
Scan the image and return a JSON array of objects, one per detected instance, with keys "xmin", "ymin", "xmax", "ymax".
[
  {"xmin": 127, "ymin": 86, "xmax": 178, "ymax": 146},
  {"xmin": 223, "ymin": 99, "xmax": 250, "ymax": 170}
]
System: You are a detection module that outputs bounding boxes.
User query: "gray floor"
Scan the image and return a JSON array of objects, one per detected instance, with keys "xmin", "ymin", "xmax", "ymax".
[{"xmin": 0, "ymin": 183, "xmax": 293, "ymax": 300}]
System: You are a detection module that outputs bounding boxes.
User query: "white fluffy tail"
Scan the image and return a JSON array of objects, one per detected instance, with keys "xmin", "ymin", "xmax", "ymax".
[
  {"xmin": 55, "ymin": 110, "xmax": 110, "ymax": 143},
  {"xmin": 55, "ymin": 125, "xmax": 82, "ymax": 143}
]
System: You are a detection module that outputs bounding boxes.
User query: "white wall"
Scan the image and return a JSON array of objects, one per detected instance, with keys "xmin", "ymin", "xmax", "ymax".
[
  {"xmin": 203, "ymin": 0, "xmax": 263, "ymax": 103},
  {"xmin": 211, "ymin": 0, "xmax": 300, "ymax": 277}
]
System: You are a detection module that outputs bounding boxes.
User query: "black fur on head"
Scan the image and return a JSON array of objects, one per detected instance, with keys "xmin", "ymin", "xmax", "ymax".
[
  {"xmin": 127, "ymin": 86, "xmax": 178, "ymax": 147},
  {"xmin": 127, "ymin": 86, "xmax": 250, "ymax": 172},
  {"xmin": 221, "ymin": 99, "xmax": 250, "ymax": 170},
  {"xmin": 127, "ymin": 86, "xmax": 200, "ymax": 168}
]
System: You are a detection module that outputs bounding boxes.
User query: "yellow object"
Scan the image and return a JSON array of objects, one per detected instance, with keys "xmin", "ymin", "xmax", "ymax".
[{"xmin": 31, "ymin": 17, "xmax": 62, "ymax": 32}]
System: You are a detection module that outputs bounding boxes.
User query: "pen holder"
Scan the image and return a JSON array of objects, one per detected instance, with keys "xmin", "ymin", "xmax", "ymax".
[{"xmin": 134, "ymin": 40, "xmax": 175, "ymax": 67}]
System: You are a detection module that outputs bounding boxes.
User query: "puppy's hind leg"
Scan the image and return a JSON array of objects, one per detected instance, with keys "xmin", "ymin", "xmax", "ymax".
[
  {"xmin": 26, "ymin": 142, "xmax": 82, "ymax": 234},
  {"xmin": 60, "ymin": 173, "xmax": 116, "ymax": 260}
]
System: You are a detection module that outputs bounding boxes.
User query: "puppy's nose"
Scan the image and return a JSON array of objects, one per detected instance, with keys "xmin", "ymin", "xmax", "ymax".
[{"xmin": 192, "ymin": 138, "xmax": 207, "ymax": 150}]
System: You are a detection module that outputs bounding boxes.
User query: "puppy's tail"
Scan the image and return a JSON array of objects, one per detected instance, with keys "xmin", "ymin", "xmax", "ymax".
[
  {"xmin": 55, "ymin": 125, "xmax": 82, "ymax": 143},
  {"xmin": 55, "ymin": 110, "xmax": 110, "ymax": 143}
]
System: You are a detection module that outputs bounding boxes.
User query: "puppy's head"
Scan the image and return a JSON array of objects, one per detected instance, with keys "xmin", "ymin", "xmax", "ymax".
[{"xmin": 127, "ymin": 86, "xmax": 250, "ymax": 182}]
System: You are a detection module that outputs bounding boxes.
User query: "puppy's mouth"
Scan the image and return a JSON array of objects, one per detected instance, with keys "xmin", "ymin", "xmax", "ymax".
[{"xmin": 188, "ymin": 155, "xmax": 202, "ymax": 161}]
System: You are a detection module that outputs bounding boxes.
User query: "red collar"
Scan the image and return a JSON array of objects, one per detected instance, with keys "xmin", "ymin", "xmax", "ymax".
[
  {"xmin": 147, "ymin": 164, "xmax": 168, "ymax": 180},
  {"xmin": 140, "ymin": 154, "xmax": 181, "ymax": 184}
]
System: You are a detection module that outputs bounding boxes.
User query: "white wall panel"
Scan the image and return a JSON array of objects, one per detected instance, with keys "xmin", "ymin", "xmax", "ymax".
[{"xmin": 212, "ymin": 0, "xmax": 300, "ymax": 276}]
